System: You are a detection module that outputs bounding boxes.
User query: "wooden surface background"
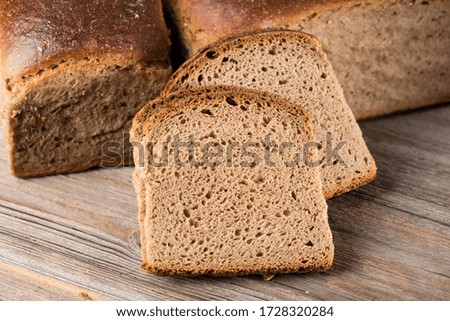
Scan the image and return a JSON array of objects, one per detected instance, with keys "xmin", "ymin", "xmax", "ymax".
[{"xmin": 0, "ymin": 104, "xmax": 449, "ymax": 300}]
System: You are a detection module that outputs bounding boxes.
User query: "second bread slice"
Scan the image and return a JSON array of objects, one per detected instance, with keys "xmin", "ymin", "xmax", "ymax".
[
  {"xmin": 162, "ymin": 30, "xmax": 376, "ymax": 198},
  {"xmin": 131, "ymin": 86, "xmax": 334, "ymax": 276}
]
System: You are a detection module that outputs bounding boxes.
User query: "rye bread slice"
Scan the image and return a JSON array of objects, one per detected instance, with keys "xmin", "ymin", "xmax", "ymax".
[
  {"xmin": 162, "ymin": 30, "xmax": 376, "ymax": 199},
  {"xmin": 131, "ymin": 86, "xmax": 334, "ymax": 276}
]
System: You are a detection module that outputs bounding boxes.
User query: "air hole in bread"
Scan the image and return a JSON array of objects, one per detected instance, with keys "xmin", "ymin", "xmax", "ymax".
[
  {"xmin": 205, "ymin": 50, "xmax": 218, "ymax": 59},
  {"xmin": 225, "ymin": 96, "xmax": 238, "ymax": 106},
  {"xmin": 306, "ymin": 241, "xmax": 314, "ymax": 247},
  {"xmin": 200, "ymin": 109, "xmax": 213, "ymax": 116},
  {"xmin": 291, "ymin": 191, "xmax": 297, "ymax": 200},
  {"xmin": 180, "ymin": 73, "xmax": 189, "ymax": 83},
  {"xmin": 183, "ymin": 209, "xmax": 191, "ymax": 218},
  {"xmin": 189, "ymin": 219, "xmax": 199, "ymax": 228}
]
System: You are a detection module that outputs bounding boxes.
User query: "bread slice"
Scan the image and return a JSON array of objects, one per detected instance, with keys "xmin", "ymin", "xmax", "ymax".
[
  {"xmin": 0, "ymin": 0, "xmax": 172, "ymax": 177},
  {"xmin": 162, "ymin": 31, "xmax": 376, "ymax": 199},
  {"xmin": 164, "ymin": 0, "xmax": 450, "ymax": 119},
  {"xmin": 131, "ymin": 86, "xmax": 334, "ymax": 276}
]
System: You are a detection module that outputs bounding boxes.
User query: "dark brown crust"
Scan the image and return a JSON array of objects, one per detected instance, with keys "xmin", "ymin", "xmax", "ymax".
[
  {"xmin": 1, "ymin": 1, "xmax": 171, "ymax": 178},
  {"xmin": 164, "ymin": 0, "xmax": 386, "ymax": 54},
  {"xmin": 160, "ymin": 30, "xmax": 377, "ymax": 199},
  {"xmin": 0, "ymin": 0, "xmax": 170, "ymax": 80}
]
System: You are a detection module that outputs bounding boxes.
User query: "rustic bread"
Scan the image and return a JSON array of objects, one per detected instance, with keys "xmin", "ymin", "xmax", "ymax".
[
  {"xmin": 131, "ymin": 86, "xmax": 334, "ymax": 276},
  {"xmin": 162, "ymin": 31, "xmax": 376, "ymax": 199},
  {"xmin": 0, "ymin": 0, "xmax": 172, "ymax": 177},
  {"xmin": 164, "ymin": 0, "xmax": 450, "ymax": 119}
]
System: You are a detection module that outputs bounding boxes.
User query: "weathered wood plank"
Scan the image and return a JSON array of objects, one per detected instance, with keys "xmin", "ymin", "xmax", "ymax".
[
  {"xmin": 0, "ymin": 105, "xmax": 449, "ymax": 300},
  {"xmin": 0, "ymin": 261, "xmax": 104, "ymax": 301}
]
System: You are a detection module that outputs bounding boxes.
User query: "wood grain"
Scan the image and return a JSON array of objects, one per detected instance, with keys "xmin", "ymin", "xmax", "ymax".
[{"xmin": 0, "ymin": 105, "xmax": 449, "ymax": 300}]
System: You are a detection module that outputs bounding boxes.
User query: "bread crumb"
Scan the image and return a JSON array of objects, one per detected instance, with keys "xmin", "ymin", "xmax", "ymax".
[
  {"xmin": 262, "ymin": 274, "xmax": 276, "ymax": 281},
  {"xmin": 79, "ymin": 292, "xmax": 93, "ymax": 301}
]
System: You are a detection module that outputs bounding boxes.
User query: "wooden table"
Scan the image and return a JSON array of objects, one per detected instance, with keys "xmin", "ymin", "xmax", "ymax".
[{"xmin": 0, "ymin": 105, "xmax": 449, "ymax": 300}]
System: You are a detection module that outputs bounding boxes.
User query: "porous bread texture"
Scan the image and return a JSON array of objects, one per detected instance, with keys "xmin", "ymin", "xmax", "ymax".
[
  {"xmin": 3, "ymin": 57, "xmax": 171, "ymax": 177},
  {"xmin": 164, "ymin": 0, "xmax": 450, "ymax": 119},
  {"xmin": 298, "ymin": 0, "xmax": 450, "ymax": 119},
  {"xmin": 162, "ymin": 31, "xmax": 377, "ymax": 199},
  {"xmin": 131, "ymin": 86, "xmax": 334, "ymax": 276}
]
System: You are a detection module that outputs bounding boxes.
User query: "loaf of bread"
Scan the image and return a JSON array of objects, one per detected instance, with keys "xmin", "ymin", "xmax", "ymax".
[
  {"xmin": 131, "ymin": 86, "xmax": 334, "ymax": 276},
  {"xmin": 0, "ymin": 0, "xmax": 172, "ymax": 177},
  {"xmin": 162, "ymin": 31, "xmax": 377, "ymax": 199},
  {"xmin": 164, "ymin": 0, "xmax": 450, "ymax": 119}
]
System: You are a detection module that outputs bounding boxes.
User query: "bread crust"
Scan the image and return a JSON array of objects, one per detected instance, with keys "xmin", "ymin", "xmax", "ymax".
[
  {"xmin": 164, "ymin": 0, "xmax": 388, "ymax": 55},
  {"xmin": 0, "ymin": 0, "xmax": 170, "ymax": 81},
  {"xmin": 141, "ymin": 257, "xmax": 333, "ymax": 277}
]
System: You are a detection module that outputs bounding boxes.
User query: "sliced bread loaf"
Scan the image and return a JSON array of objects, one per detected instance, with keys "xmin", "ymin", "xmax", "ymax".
[
  {"xmin": 0, "ymin": 0, "xmax": 171, "ymax": 177},
  {"xmin": 164, "ymin": 0, "xmax": 450, "ymax": 119},
  {"xmin": 162, "ymin": 31, "xmax": 376, "ymax": 198},
  {"xmin": 131, "ymin": 86, "xmax": 334, "ymax": 276}
]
